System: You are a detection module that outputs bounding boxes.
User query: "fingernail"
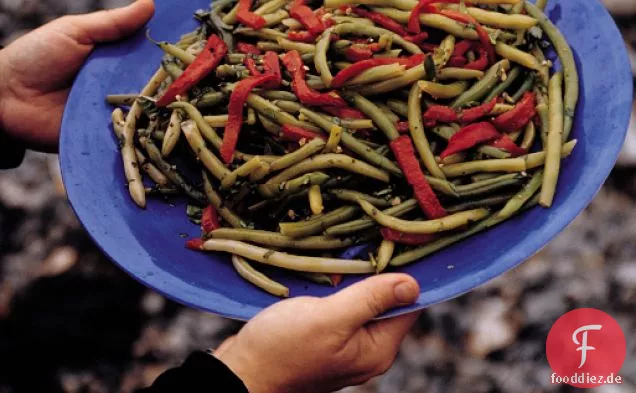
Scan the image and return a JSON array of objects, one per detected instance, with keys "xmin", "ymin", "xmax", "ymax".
[{"xmin": 394, "ymin": 281, "xmax": 418, "ymax": 304}]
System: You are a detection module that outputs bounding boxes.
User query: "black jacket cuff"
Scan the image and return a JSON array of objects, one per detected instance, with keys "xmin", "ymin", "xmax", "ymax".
[{"xmin": 136, "ymin": 351, "xmax": 249, "ymax": 393}]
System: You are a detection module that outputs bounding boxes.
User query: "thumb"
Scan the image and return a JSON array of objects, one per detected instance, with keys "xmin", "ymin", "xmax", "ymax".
[
  {"xmin": 322, "ymin": 274, "xmax": 420, "ymax": 330},
  {"xmin": 63, "ymin": 0, "xmax": 155, "ymax": 44}
]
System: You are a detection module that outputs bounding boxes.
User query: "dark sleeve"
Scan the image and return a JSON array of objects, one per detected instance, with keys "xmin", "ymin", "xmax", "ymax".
[
  {"xmin": 136, "ymin": 351, "xmax": 249, "ymax": 393},
  {"xmin": 0, "ymin": 131, "xmax": 26, "ymax": 170}
]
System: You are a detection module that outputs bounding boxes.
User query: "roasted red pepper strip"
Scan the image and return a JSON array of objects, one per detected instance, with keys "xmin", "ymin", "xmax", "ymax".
[
  {"xmin": 438, "ymin": 9, "xmax": 495, "ymax": 65},
  {"xmin": 459, "ymin": 98, "xmax": 497, "ymax": 123},
  {"xmin": 409, "ymin": 0, "xmax": 463, "ymax": 33},
  {"xmin": 261, "ymin": 51, "xmax": 282, "ymax": 88},
  {"xmin": 290, "ymin": 4, "xmax": 325, "ymax": 35},
  {"xmin": 390, "ymin": 135, "xmax": 447, "ymax": 219},
  {"xmin": 330, "ymin": 274, "xmax": 344, "ymax": 286},
  {"xmin": 397, "ymin": 53, "xmax": 426, "ymax": 69},
  {"xmin": 236, "ymin": 42, "xmax": 261, "ymax": 55},
  {"xmin": 244, "ymin": 57, "xmax": 262, "ymax": 76},
  {"xmin": 381, "ymin": 228, "xmax": 436, "ymax": 245},
  {"xmin": 351, "ymin": 7, "xmax": 408, "ymax": 35},
  {"xmin": 489, "ymin": 135, "xmax": 527, "ymax": 157},
  {"xmin": 201, "ymin": 205, "xmax": 221, "ymax": 233},
  {"xmin": 156, "ymin": 35, "xmax": 227, "ymax": 107},
  {"xmin": 331, "ymin": 58, "xmax": 400, "ymax": 88},
  {"xmin": 281, "ymin": 50, "xmax": 347, "ymax": 107},
  {"xmin": 423, "ymin": 105, "xmax": 459, "ymax": 124},
  {"xmin": 221, "ymin": 74, "xmax": 277, "ymax": 163},
  {"xmin": 464, "ymin": 44, "xmax": 489, "ymax": 71},
  {"xmin": 322, "ymin": 106, "xmax": 366, "ymax": 119},
  {"xmin": 287, "ymin": 30, "xmax": 318, "ymax": 42},
  {"xmin": 281, "ymin": 124, "xmax": 326, "ymax": 142},
  {"xmin": 492, "ymin": 92, "xmax": 537, "ymax": 133},
  {"xmin": 447, "ymin": 56, "xmax": 467, "ymax": 67},
  {"xmin": 344, "ymin": 45, "xmax": 374, "ymax": 62},
  {"xmin": 440, "ymin": 122, "xmax": 501, "ymax": 159},
  {"xmin": 396, "ymin": 121, "xmax": 410, "ymax": 133},
  {"xmin": 453, "ymin": 40, "xmax": 473, "ymax": 57},
  {"xmin": 404, "ymin": 32, "xmax": 429, "ymax": 44},
  {"xmin": 185, "ymin": 238, "xmax": 204, "ymax": 250},
  {"xmin": 237, "ymin": 0, "xmax": 266, "ymax": 29}
]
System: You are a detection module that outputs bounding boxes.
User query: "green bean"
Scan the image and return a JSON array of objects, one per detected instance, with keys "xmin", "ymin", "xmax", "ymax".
[
  {"xmin": 372, "ymin": 8, "xmax": 478, "ymax": 40},
  {"xmin": 203, "ymin": 172, "xmax": 251, "ymax": 229},
  {"xmin": 338, "ymin": 118, "xmax": 375, "ymax": 130},
  {"xmin": 297, "ymin": 272, "xmax": 337, "ymax": 286},
  {"xmin": 324, "ymin": 124, "xmax": 343, "ymax": 154},
  {"xmin": 221, "ymin": 157, "xmax": 267, "ymax": 189},
  {"xmin": 452, "ymin": 60, "xmax": 510, "ymax": 108},
  {"xmin": 258, "ymin": 114, "xmax": 282, "ymax": 136},
  {"xmin": 309, "ymin": 185, "xmax": 324, "ymax": 215},
  {"xmin": 107, "ymin": 94, "xmax": 137, "ymax": 106},
  {"xmin": 377, "ymin": 102, "xmax": 400, "ymax": 124},
  {"xmin": 326, "ymin": 0, "xmax": 417, "ymax": 9},
  {"xmin": 483, "ymin": 66, "xmax": 522, "ymax": 103},
  {"xmin": 524, "ymin": 139, "xmax": 577, "ymax": 168},
  {"xmin": 147, "ymin": 31, "xmax": 196, "ymax": 65},
  {"xmin": 232, "ymin": 255, "xmax": 290, "ymax": 298},
  {"xmin": 180, "ymin": 120, "xmax": 232, "ymax": 182},
  {"xmin": 269, "ymin": 139, "xmax": 327, "ymax": 172},
  {"xmin": 161, "ymin": 110, "xmax": 182, "ymax": 157},
  {"xmin": 347, "ymin": 64, "xmax": 406, "ymax": 86},
  {"xmin": 144, "ymin": 139, "xmax": 207, "ymax": 204},
  {"xmin": 263, "ymin": 9, "xmax": 289, "ymax": 26},
  {"xmin": 247, "ymin": 108, "xmax": 257, "ymax": 126},
  {"xmin": 499, "ymin": 169, "xmax": 544, "ymax": 219},
  {"xmin": 192, "ymin": 91, "xmax": 225, "ymax": 109},
  {"xmin": 324, "ymin": 199, "xmax": 418, "ymax": 236},
  {"xmin": 358, "ymin": 63, "xmax": 426, "ymax": 95},
  {"xmin": 145, "ymin": 186, "xmax": 180, "ymax": 196},
  {"xmin": 277, "ymin": 37, "xmax": 316, "ymax": 54},
  {"xmin": 329, "ymin": 189, "xmax": 392, "ymax": 207},
  {"xmin": 212, "ymin": 229, "xmax": 358, "ymax": 250},
  {"xmin": 446, "ymin": 194, "xmax": 514, "ymax": 213},
  {"xmin": 433, "ymin": 35, "xmax": 455, "ymax": 70},
  {"xmin": 255, "ymin": 0, "xmax": 287, "ymax": 14},
  {"xmin": 345, "ymin": 92, "xmax": 399, "ymax": 141},
  {"xmin": 530, "ymin": 46, "xmax": 550, "ymax": 87},
  {"xmin": 168, "ymin": 101, "xmax": 223, "ymax": 149},
  {"xmin": 386, "ymin": 99, "xmax": 409, "ymax": 117},
  {"xmin": 273, "ymin": 101, "xmax": 300, "ymax": 114},
  {"xmin": 226, "ymin": 53, "xmax": 247, "ymax": 64},
  {"xmin": 536, "ymin": 0, "xmax": 548, "ymax": 11},
  {"xmin": 374, "ymin": 49, "xmax": 403, "ymax": 58},
  {"xmin": 332, "ymin": 23, "xmax": 422, "ymax": 54},
  {"xmin": 202, "ymin": 239, "xmax": 375, "ymax": 274},
  {"xmin": 333, "ymin": 15, "xmax": 376, "ymax": 25},
  {"xmin": 455, "ymin": 174, "xmax": 526, "ymax": 198},
  {"xmin": 439, "ymin": 4, "xmax": 537, "ymax": 29},
  {"xmin": 520, "ymin": 121, "xmax": 536, "ymax": 151},
  {"xmin": 496, "ymin": 42, "xmax": 541, "ymax": 72},
  {"xmin": 269, "ymin": 172, "xmax": 331, "ymax": 198},
  {"xmin": 535, "ymin": 90, "xmax": 550, "ymax": 146},
  {"xmin": 221, "ymin": 2, "xmax": 240, "ymax": 24},
  {"xmin": 540, "ymin": 72, "xmax": 564, "ymax": 208},
  {"xmin": 235, "ymin": 27, "xmax": 287, "ymax": 41},
  {"xmin": 280, "ymin": 206, "xmax": 360, "ymax": 238},
  {"xmin": 122, "ymin": 68, "xmax": 168, "ymax": 208},
  {"xmin": 246, "ymin": 94, "xmax": 321, "ymax": 132},
  {"xmin": 431, "ymin": 126, "xmax": 511, "ymax": 159},
  {"xmin": 259, "ymin": 90, "xmax": 298, "ymax": 102},
  {"xmin": 315, "ymin": 27, "xmax": 334, "ymax": 86},
  {"xmin": 256, "ymin": 41, "xmax": 283, "ymax": 52},
  {"xmin": 161, "ymin": 58, "xmax": 185, "ymax": 79},
  {"xmin": 298, "ymin": 108, "xmax": 402, "ymax": 176},
  {"xmin": 408, "ymin": 83, "xmax": 446, "ymax": 179},
  {"xmin": 456, "ymin": 172, "xmax": 526, "ymax": 192},
  {"xmin": 375, "ymin": 240, "xmax": 395, "ymax": 273},
  {"xmin": 426, "ymin": 176, "xmax": 460, "ymax": 198},
  {"xmin": 437, "ymin": 68, "xmax": 484, "ymax": 81},
  {"xmin": 359, "ymin": 199, "xmax": 490, "ymax": 234},
  {"xmin": 525, "ymin": 2, "xmax": 579, "ymax": 140},
  {"xmin": 418, "ymin": 80, "xmax": 469, "ymax": 99},
  {"xmin": 442, "ymin": 157, "xmax": 526, "ymax": 178}
]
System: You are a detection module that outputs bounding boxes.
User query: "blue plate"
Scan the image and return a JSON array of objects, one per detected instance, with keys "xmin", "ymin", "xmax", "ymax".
[{"xmin": 60, "ymin": 0, "xmax": 632, "ymax": 320}]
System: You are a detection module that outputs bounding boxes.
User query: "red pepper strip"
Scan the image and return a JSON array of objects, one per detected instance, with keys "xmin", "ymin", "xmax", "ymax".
[
  {"xmin": 321, "ymin": 106, "xmax": 366, "ymax": 119},
  {"xmin": 281, "ymin": 50, "xmax": 347, "ymax": 107},
  {"xmin": 396, "ymin": 121, "xmax": 410, "ymax": 133},
  {"xmin": 438, "ymin": 9, "xmax": 495, "ymax": 65},
  {"xmin": 390, "ymin": 135, "xmax": 447, "ymax": 219},
  {"xmin": 440, "ymin": 122, "xmax": 501, "ymax": 159},
  {"xmin": 290, "ymin": 4, "xmax": 325, "ymax": 35},
  {"xmin": 464, "ymin": 44, "xmax": 489, "ymax": 71},
  {"xmin": 404, "ymin": 32, "xmax": 429, "ymax": 44},
  {"xmin": 261, "ymin": 51, "xmax": 282, "ymax": 88},
  {"xmin": 453, "ymin": 40, "xmax": 473, "ymax": 57},
  {"xmin": 330, "ymin": 274, "xmax": 343, "ymax": 286},
  {"xmin": 315, "ymin": 7, "xmax": 335, "ymax": 27},
  {"xmin": 236, "ymin": 42, "xmax": 261, "ymax": 55},
  {"xmin": 459, "ymin": 97, "xmax": 497, "ymax": 123},
  {"xmin": 287, "ymin": 30, "xmax": 318, "ymax": 43},
  {"xmin": 281, "ymin": 124, "xmax": 326, "ymax": 142},
  {"xmin": 492, "ymin": 92, "xmax": 537, "ymax": 133},
  {"xmin": 419, "ymin": 43, "xmax": 439, "ymax": 53},
  {"xmin": 156, "ymin": 35, "xmax": 228, "ymax": 107},
  {"xmin": 423, "ymin": 105, "xmax": 459, "ymax": 124},
  {"xmin": 221, "ymin": 74, "xmax": 277, "ymax": 163},
  {"xmin": 244, "ymin": 57, "xmax": 262, "ymax": 76},
  {"xmin": 409, "ymin": 0, "xmax": 463, "ymax": 33},
  {"xmin": 397, "ymin": 53, "xmax": 426, "ymax": 69},
  {"xmin": 186, "ymin": 238, "xmax": 204, "ymax": 250},
  {"xmin": 381, "ymin": 228, "xmax": 436, "ymax": 245},
  {"xmin": 489, "ymin": 135, "xmax": 527, "ymax": 157},
  {"xmin": 351, "ymin": 7, "xmax": 408, "ymax": 35},
  {"xmin": 201, "ymin": 205, "xmax": 221, "ymax": 233},
  {"xmin": 331, "ymin": 58, "xmax": 399, "ymax": 88},
  {"xmin": 344, "ymin": 44, "xmax": 382, "ymax": 62},
  {"xmin": 237, "ymin": 0, "xmax": 266, "ymax": 29},
  {"xmin": 447, "ymin": 56, "xmax": 467, "ymax": 67}
]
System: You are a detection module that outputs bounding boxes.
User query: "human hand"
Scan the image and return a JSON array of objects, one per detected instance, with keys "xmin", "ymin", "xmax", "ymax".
[
  {"xmin": 214, "ymin": 274, "xmax": 421, "ymax": 393},
  {"xmin": 0, "ymin": 0, "xmax": 155, "ymax": 151}
]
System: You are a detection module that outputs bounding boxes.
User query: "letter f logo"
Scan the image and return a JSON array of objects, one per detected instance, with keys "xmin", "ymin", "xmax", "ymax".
[{"xmin": 572, "ymin": 325, "xmax": 603, "ymax": 369}]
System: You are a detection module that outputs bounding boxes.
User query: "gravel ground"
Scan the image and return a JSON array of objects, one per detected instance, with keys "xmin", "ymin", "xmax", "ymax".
[{"xmin": 1, "ymin": 1, "xmax": 636, "ymax": 392}]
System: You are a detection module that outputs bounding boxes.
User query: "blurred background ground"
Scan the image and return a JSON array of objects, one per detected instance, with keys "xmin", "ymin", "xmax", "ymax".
[{"xmin": 1, "ymin": 1, "xmax": 635, "ymax": 392}]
